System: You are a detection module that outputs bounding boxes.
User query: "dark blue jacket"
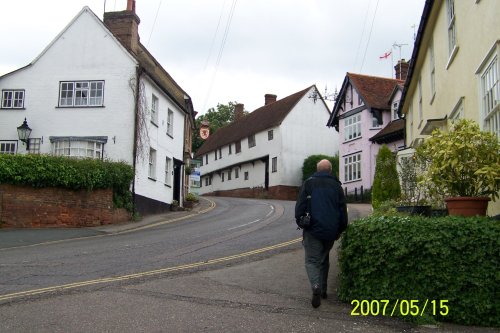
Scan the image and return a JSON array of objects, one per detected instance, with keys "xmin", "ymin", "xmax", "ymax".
[{"xmin": 295, "ymin": 172, "xmax": 348, "ymax": 241}]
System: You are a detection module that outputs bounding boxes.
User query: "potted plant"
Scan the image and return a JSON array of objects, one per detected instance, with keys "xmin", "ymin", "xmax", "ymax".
[
  {"xmin": 416, "ymin": 119, "xmax": 500, "ymax": 216},
  {"xmin": 396, "ymin": 154, "xmax": 431, "ymax": 216},
  {"xmin": 183, "ymin": 193, "xmax": 198, "ymax": 209}
]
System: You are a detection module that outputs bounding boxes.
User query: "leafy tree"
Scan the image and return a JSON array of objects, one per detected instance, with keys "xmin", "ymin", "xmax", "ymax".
[
  {"xmin": 302, "ymin": 154, "xmax": 339, "ymax": 180},
  {"xmin": 372, "ymin": 145, "xmax": 401, "ymax": 208},
  {"xmin": 192, "ymin": 102, "xmax": 248, "ymax": 153}
]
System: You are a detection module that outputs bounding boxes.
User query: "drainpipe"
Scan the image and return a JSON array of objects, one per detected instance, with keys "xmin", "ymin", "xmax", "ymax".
[{"xmin": 132, "ymin": 66, "xmax": 143, "ymax": 216}]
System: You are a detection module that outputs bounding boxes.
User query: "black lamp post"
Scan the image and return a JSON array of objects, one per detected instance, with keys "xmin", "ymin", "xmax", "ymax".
[{"xmin": 17, "ymin": 118, "xmax": 32, "ymax": 150}]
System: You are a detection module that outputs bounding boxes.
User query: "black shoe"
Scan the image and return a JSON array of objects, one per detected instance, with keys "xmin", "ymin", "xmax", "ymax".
[
  {"xmin": 311, "ymin": 285, "xmax": 321, "ymax": 308},
  {"xmin": 321, "ymin": 291, "xmax": 328, "ymax": 299}
]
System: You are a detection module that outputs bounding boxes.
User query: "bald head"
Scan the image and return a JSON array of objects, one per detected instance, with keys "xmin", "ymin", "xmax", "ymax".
[{"xmin": 317, "ymin": 159, "xmax": 332, "ymax": 174}]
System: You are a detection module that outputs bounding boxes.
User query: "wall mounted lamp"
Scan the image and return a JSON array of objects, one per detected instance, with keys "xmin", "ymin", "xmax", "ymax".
[{"xmin": 17, "ymin": 118, "xmax": 32, "ymax": 150}]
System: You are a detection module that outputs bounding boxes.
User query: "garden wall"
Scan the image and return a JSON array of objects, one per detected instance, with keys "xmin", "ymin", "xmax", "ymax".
[{"xmin": 0, "ymin": 184, "xmax": 131, "ymax": 228}]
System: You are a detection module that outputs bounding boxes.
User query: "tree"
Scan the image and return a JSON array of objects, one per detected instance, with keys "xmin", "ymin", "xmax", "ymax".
[
  {"xmin": 372, "ymin": 145, "xmax": 401, "ymax": 209},
  {"xmin": 302, "ymin": 154, "xmax": 339, "ymax": 181},
  {"xmin": 192, "ymin": 102, "xmax": 247, "ymax": 153}
]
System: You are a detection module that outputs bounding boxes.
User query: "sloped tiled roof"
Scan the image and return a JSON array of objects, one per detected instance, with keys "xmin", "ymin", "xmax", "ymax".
[
  {"xmin": 348, "ymin": 73, "xmax": 404, "ymax": 110},
  {"xmin": 370, "ymin": 118, "xmax": 405, "ymax": 143},
  {"xmin": 194, "ymin": 86, "xmax": 313, "ymax": 157}
]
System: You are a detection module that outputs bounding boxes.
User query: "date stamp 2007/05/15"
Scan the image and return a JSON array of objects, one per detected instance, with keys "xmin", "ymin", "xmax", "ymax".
[{"xmin": 351, "ymin": 299, "xmax": 449, "ymax": 317}]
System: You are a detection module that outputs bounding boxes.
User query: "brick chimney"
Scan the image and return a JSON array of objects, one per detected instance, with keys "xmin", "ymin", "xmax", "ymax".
[
  {"xmin": 264, "ymin": 94, "xmax": 277, "ymax": 105},
  {"xmin": 395, "ymin": 59, "xmax": 410, "ymax": 81},
  {"xmin": 234, "ymin": 103, "xmax": 244, "ymax": 121},
  {"xmin": 103, "ymin": 0, "xmax": 140, "ymax": 54}
]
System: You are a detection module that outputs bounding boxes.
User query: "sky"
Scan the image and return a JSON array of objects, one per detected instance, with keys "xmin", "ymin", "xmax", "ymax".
[{"xmin": 0, "ymin": 0, "xmax": 425, "ymax": 114}]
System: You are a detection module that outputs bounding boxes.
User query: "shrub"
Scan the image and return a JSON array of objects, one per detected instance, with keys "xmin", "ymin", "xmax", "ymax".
[
  {"xmin": 0, "ymin": 154, "xmax": 134, "ymax": 211},
  {"xmin": 185, "ymin": 193, "xmax": 198, "ymax": 202},
  {"xmin": 338, "ymin": 215, "xmax": 500, "ymax": 326},
  {"xmin": 302, "ymin": 154, "xmax": 339, "ymax": 180},
  {"xmin": 372, "ymin": 145, "xmax": 401, "ymax": 209}
]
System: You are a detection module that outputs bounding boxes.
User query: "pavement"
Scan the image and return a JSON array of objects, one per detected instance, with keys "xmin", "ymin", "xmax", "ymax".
[{"xmin": 0, "ymin": 199, "xmax": 496, "ymax": 332}]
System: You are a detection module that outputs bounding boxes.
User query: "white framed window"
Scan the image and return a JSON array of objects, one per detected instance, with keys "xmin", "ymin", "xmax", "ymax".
[
  {"xmin": 165, "ymin": 157, "xmax": 172, "ymax": 186},
  {"xmin": 52, "ymin": 140, "xmax": 103, "ymax": 159},
  {"xmin": 392, "ymin": 102, "xmax": 399, "ymax": 121},
  {"xmin": 28, "ymin": 138, "xmax": 42, "ymax": 154},
  {"xmin": 446, "ymin": 0, "xmax": 456, "ymax": 56},
  {"xmin": 148, "ymin": 148, "xmax": 156, "ymax": 180},
  {"xmin": 0, "ymin": 141, "xmax": 17, "ymax": 154},
  {"xmin": 408, "ymin": 103, "xmax": 414, "ymax": 145},
  {"xmin": 151, "ymin": 94, "xmax": 159, "ymax": 125},
  {"xmin": 244, "ymin": 171, "xmax": 249, "ymax": 180},
  {"xmin": 167, "ymin": 109, "xmax": 174, "ymax": 137},
  {"xmin": 344, "ymin": 113, "xmax": 361, "ymax": 141},
  {"xmin": 268, "ymin": 130, "xmax": 274, "ymax": 140},
  {"xmin": 344, "ymin": 153, "xmax": 361, "ymax": 182},
  {"xmin": 59, "ymin": 81, "xmax": 104, "ymax": 107},
  {"xmin": 1, "ymin": 90, "xmax": 25, "ymax": 109},
  {"xmin": 371, "ymin": 113, "xmax": 382, "ymax": 128},
  {"xmin": 272, "ymin": 157, "xmax": 277, "ymax": 173},
  {"xmin": 450, "ymin": 97, "xmax": 464, "ymax": 123},
  {"xmin": 235, "ymin": 168, "xmax": 239, "ymax": 178},
  {"xmin": 480, "ymin": 51, "xmax": 499, "ymax": 139},
  {"xmin": 248, "ymin": 134, "xmax": 256, "ymax": 148},
  {"xmin": 429, "ymin": 40, "xmax": 436, "ymax": 98}
]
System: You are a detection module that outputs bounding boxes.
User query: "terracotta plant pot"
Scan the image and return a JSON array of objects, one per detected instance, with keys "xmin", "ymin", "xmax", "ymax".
[{"xmin": 445, "ymin": 197, "xmax": 491, "ymax": 217}]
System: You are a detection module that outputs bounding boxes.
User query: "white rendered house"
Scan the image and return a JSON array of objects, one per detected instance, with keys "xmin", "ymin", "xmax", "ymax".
[
  {"xmin": 194, "ymin": 86, "xmax": 339, "ymax": 200},
  {"xmin": 0, "ymin": 4, "xmax": 195, "ymax": 215}
]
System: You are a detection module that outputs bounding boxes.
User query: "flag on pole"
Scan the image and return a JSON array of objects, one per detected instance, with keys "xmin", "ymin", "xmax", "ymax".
[{"xmin": 379, "ymin": 51, "xmax": 392, "ymax": 60}]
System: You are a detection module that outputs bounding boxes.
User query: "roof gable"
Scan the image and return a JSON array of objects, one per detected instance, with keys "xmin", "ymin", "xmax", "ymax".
[
  {"xmin": 1, "ymin": 7, "xmax": 137, "ymax": 79},
  {"xmin": 348, "ymin": 73, "xmax": 403, "ymax": 110},
  {"xmin": 194, "ymin": 86, "xmax": 313, "ymax": 157}
]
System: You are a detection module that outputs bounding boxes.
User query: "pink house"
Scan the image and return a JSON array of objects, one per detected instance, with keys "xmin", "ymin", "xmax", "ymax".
[{"xmin": 327, "ymin": 66, "xmax": 408, "ymax": 198}]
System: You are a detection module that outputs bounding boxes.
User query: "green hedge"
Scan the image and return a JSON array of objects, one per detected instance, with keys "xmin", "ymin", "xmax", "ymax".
[
  {"xmin": 338, "ymin": 215, "xmax": 499, "ymax": 326},
  {"xmin": 0, "ymin": 154, "xmax": 134, "ymax": 211},
  {"xmin": 302, "ymin": 154, "xmax": 339, "ymax": 180}
]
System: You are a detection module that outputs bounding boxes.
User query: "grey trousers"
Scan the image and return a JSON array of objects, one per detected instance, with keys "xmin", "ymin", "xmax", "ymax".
[{"xmin": 303, "ymin": 230, "xmax": 335, "ymax": 292}]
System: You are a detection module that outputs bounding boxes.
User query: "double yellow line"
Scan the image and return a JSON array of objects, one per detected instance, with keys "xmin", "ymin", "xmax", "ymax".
[{"xmin": 0, "ymin": 238, "xmax": 301, "ymax": 302}]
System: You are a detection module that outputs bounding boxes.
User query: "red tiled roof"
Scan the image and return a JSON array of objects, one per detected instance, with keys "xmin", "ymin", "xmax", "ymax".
[
  {"xmin": 194, "ymin": 86, "xmax": 313, "ymax": 157},
  {"xmin": 348, "ymin": 73, "xmax": 404, "ymax": 110}
]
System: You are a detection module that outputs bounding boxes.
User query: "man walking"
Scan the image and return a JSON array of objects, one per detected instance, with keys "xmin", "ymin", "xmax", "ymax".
[{"xmin": 295, "ymin": 159, "xmax": 348, "ymax": 308}]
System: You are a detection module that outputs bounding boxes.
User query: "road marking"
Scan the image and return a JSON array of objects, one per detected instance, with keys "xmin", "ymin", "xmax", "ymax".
[
  {"xmin": 0, "ymin": 238, "xmax": 302, "ymax": 302},
  {"xmin": 227, "ymin": 219, "xmax": 261, "ymax": 231},
  {"xmin": 0, "ymin": 198, "xmax": 217, "ymax": 251}
]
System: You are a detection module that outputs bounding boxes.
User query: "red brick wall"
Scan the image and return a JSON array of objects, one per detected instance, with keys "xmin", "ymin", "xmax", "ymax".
[
  {"xmin": 0, "ymin": 184, "xmax": 131, "ymax": 228},
  {"xmin": 203, "ymin": 185, "xmax": 299, "ymax": 201}
]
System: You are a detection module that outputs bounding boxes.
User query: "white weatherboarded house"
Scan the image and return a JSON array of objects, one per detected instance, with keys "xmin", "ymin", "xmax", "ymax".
[
  {"xmin": 0, "ymin": 5, "xmax": 195, "ymax": 215},
  {"xmin": 194, "ymin": 86, "xmax": 339, "ymax": 200}
]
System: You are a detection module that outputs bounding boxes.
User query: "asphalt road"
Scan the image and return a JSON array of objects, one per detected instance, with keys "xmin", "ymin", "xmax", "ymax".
[{"xmin": 0, "ymin": 198, "xmax": 494, "ymax": 333}]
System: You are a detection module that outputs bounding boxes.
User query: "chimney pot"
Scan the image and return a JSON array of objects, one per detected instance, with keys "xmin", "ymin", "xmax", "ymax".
[{"xmin": 265, "ymin": 94, "xmax": 277, "ymax": 105}]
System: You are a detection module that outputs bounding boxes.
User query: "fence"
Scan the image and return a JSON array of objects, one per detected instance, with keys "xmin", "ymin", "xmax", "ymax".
[{"xmin": 344, "ymin": 186, "xmax": 371, "ymax": 203}]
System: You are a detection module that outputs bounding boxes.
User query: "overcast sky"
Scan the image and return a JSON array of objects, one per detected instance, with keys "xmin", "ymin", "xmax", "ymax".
[{"xmin": 0, "ymin": 0, "xmax": 425, "ymax": 113}]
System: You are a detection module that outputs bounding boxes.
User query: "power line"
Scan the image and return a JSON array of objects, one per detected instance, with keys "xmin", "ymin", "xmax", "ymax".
[
  {"xmin": 203, "ymin": 0, "xmax": 228, "ymax": 72},
  {"xmin": 352, "ymin": 0, "xmax": 372, "ymax": 70},
  {"xmin": 202, "ymin": 0, "xmax": 238, "ymax": 112},
  {"xmin": 147, "ymin": 0, "xmax": 164, "ymax": 47},
  {"xmin": 359, "ymin": 0, "xmax": 380, "ymax": 72}
]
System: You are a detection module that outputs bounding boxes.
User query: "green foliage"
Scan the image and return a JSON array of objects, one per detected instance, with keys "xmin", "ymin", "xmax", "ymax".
[
  {"xmin": 302, "ymin": 154, "xmax": 339, "ymax": 180},
  {"xmin": 185, "ymin": 193, "xmax": 198, "ymax": 202},
  {"xmin": 0, "ymin": 154, "xmax": 134, "ymax": 211},
  {"xmin": 192, "ymin": 102, "xmax": 246, "ymax": 153},
  {"xmin": 416, "ymin": 119, "xmax": 500, "ymax": 199},
  {"xmin": 372, "ymin": 145, "xmax": 401, "ymax": 209},
  {"xmin": 339, "ymin": 215, "xmax": 500, "ymax": 326}
]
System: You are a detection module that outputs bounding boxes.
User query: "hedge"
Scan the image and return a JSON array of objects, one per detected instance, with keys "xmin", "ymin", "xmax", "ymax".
[
  {"xmin": 302, "ymin": 154, "xmax": 339, "ymax": 180},
  {"xmin": 338, "ymin": 215, "xmax": 499, "ymax": 326},
  {"xmin": 0, "ymin": 154, "xmax": 134, "ymax": 211}
]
